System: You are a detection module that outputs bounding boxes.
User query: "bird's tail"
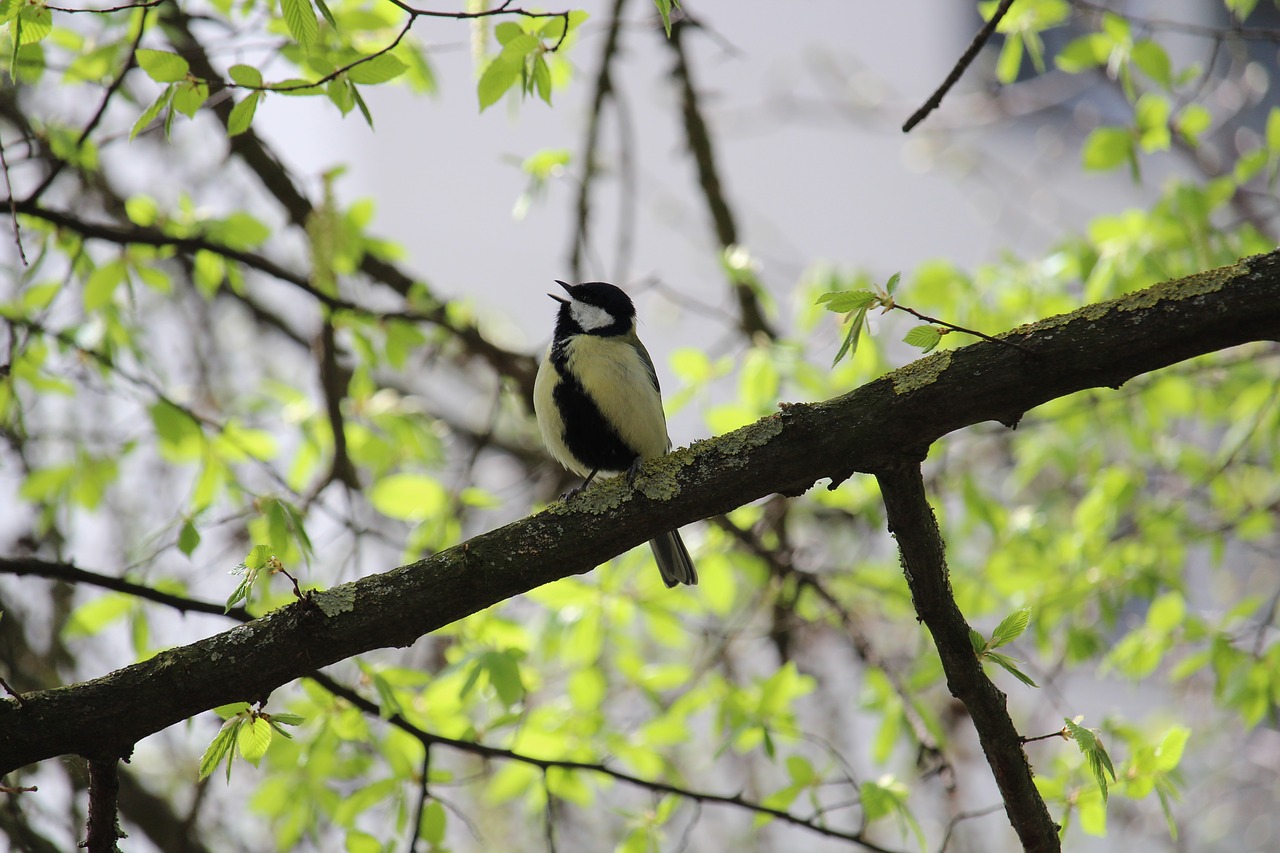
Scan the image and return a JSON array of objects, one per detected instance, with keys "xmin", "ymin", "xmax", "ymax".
[{"xmin": 649, "ymin": 529, "xmax": 697, "ymax": 588}]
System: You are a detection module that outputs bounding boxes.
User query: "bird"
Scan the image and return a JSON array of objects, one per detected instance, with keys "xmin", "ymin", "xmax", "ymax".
[{"xmin": 533, "ymin": 280, "xmax": 698, "ymax": 588}]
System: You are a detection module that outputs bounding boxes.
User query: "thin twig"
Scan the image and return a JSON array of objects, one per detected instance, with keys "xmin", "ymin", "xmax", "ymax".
[
  {"xmin": 893, "ymin": 303, "xmax": 1036, "ymax": 355},
  {"xmin": 0, "ymin": 133, "xmax": 26, "ymax": 265},
  {"xmin": 542, "ymin": 770, "xmax": 557, "ymax": 853},
  {"xmin": 24, "ymin": 4, "xmax": 149, "ymax": 204},
  {"xmin": 0, "ymin": 675, "xmax": 23, "ymax": 706},
  {"xmin": 568, "ymin": 0, "xmax": 629, "ymax": 281},
  {"xmin": 406, "ymin": 747, "xmax": 431, "ymax": 853},
  {"xmin": 937, "ymin": 804, "xmax": 1007, "ymax": 853},
  {"xmin": 902, "ymin": 0, "xmax": 1017, "ymax": 132},
  {"xmin": 666, "ymin": 16, "xmax": 776, "ymax": 340},
  {"xmin": 43, "ymin": 0, "xmax": 162, "ymax": 12}
]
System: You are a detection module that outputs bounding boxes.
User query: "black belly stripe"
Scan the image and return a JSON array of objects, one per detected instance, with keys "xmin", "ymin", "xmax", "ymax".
[{"xmin": 552, "ymin": 368, "xmax": 640, "ymax": 473}]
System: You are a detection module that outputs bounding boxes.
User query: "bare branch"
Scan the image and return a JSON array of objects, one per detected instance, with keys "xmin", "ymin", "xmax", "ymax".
[
  {"xmin": 665, "ymin": 17, "xmax": 776, "ymax": 340},
  {"xmin": 84, "ymin": 758, "xmax": 125, "ymax": 853},
  {"xmin": 876, "ymin": 461, "xmax": 1058, "ymax": 851},
  {"xmin": 902, "ymin": 0, "xmax": 1016, "ymax": 133},
  {"xmin": 568, "ymin": 0, "xmax": 629, "ymax": 281}
]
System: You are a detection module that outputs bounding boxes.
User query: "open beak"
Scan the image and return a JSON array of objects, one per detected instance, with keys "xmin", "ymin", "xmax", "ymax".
[{"xmin": 547, "ymin": 279, "xmax": 573, "ymax": 304}]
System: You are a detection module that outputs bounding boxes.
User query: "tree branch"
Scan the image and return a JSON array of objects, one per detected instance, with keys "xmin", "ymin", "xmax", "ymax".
[
  {"xmin": 0, "ymin": 557, "xmax": 252, "ymax": 622},
  {"xmin": 311, "ymin": 672, "xmax": 902, "ymax": 852},
  {"xmin": 666, "ymin": 17, "xmax": 776, "ymax": 340},
  {"xmin": 84, "ymin": 758, "xmax": 124, "ymax": 853},
  {"xmin": 2, "ymin": 252, "xmax": 1278, "ymax": 816},
  {"xmin": 902, "ymin": 0, "xmax": 1016, "ymax": 133},
  {"xmin": 876, "ymin": 461, "xmax": 1058, "ymax": 852},
  {"xmin": 568, "ymin": 0, "xmax": 628, "ymax": 281}
]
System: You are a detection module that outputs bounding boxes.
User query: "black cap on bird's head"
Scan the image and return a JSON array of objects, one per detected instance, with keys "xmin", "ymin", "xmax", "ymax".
[{"xmin": 548, "ymin": 280, "xmax": 635, "ymax": 337}]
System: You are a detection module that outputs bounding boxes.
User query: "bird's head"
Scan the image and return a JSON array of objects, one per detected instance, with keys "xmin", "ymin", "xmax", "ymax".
[{"xmin": 549, "ymin": 280, "xmax": 636, "ymax": 337}]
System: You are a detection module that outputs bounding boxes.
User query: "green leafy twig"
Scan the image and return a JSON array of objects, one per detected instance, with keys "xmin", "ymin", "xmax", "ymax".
[
  {"xmin": 198, "ymin": 703, "xmax": 304, "ymax": 783},
  {"xmin": 969, "ymin": 606, "xmax": 1039, "ymax": 688},
  {"xmin": 1063, "ymin": 716, "xmax": 1118, "ymax": 802},
  {"xmin": 818, "ymin": 272, "xmax": 1035, "ymax": 365}
]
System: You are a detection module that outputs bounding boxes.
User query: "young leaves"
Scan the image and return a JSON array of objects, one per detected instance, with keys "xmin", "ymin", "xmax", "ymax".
[
  {"xmin": 476, "ymin": 14, "xmax": 585, "ymax": 111},
  {"xmin": 199, "ymin": 704, "xmax": 304, "ymax": 782},
  {"xmin": 135, "ymin": 49, "xmax": 189, "ymax": 83},
  {"xmin": 653, "ymin": 0, "xmax": 681, "ymax": 37},
  {"xmin": 970, "ymin": 606, "xmax": 1038, "ymax": 688},
  {"xmin": 1063, "ymin": 716, "xmax": 1117, "ymax": 802}
]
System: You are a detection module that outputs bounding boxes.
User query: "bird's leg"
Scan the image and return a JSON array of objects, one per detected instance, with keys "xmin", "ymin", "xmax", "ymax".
[
  {"xmin": 624, "ymin": 456, "xmax": 645, "ymax": 487},
  {"xmin": 563, "ymin": 468, "xmax": 599, "ymax": 500}
]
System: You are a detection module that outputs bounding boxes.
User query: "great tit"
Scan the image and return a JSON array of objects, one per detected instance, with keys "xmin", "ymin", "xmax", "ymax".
[{"xmin": 533, "ymin": 280, "xmax": 698, "ymax": 588}]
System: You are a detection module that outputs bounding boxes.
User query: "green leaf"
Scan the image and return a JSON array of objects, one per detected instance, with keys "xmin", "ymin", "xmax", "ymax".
[
  {"xmin": 653, "ymin": 0, "xmax": 677, "ymax": 38},
  {"xmin": 199, "ymin": 718, "xmax": 240, "ymax": 781},
  {"xmin": 831, "ymin": 306, "xmax": 867, "ymax": 366},
  {"xmin": 1177, "ymin": 104, "xmax": 1212, "ymax": 146},
  {"xmin": 494, "ymin": 21, "xmax": 523, "ymax": 45},
  {"xmin": 224, "ymin": 576, "xmax": 252, "ymax": 612},
  {"xmin": 131, "ymin": 85, "xmax": 174, "ymax": 140},
  {"xmin": 369, "ymin": 472, "xmax": 447, "ymax": 521},
  {"xmin": 345, "ymin": 53, "xmax": 407, "ymax": 85},
  {"xmin": 326, "ymin": 77, "xmax": 354, "ymax": 115},
  {"xmin": 986, "ymin": 651, "xmax": 1039, "ymax": 688},
  {"xmin": 83, "ymin": 258, "xmax": 127, "ymax": 312},
  {"xmin": 351, "ymin": 85, "xmax": 374, "ymax": 128},
  {"xmin": 990, "ymin": 606, "xmax": 1032, "ymax": 648},
  {"xmin": 816, "ymin": 289, "xmax": 877, "ymax": 313},
  {"xmin": 62, "ymin": 593, "xmax": 133, "ymax": 640},
  {"xmin": 995, "ymin": 32, "xmax": 1024, "ymax": 84},
  {"xmin": 1266, "ymin": 106, "xmax": 1280, "ymax": 153},
  {"xmin": 969, "ymin": 627, "xmax": 987, "ymax": 653},
  {"xmin": 420, "ymin": 801, "xmax": 446, "ymax": 845},
  {"xmin": 1131, "ymin": 40, "xmax": 1172, "ymax": 89},
  {"xmin": 281, "ymin": 0, "xmax": 319, "ymax": 47},
  {"xmin": 484, "ymin": 650, "xmax": 525, "ymax": 707},
  {"xmin": 531, "ymin": 54, "xmax": 551, "ymax": 104},
  {"xmin": 227, "ymin": 91, "xmax": 261, "ymax": 137},
  {"xmin": 20, "ymin": 281, "xmax": 61, "ymax": 312},
  {"xmin": 237, "ymin": 716, "xmax": 272, "ymax": 765},
  {"xmin": 372, "ymin": 670, "xmax": 403, "ymax": 718},
  {"xmin": 903, "ymin": 325, "xmax": 942, "ymax": 353},
  {"xmin": 149, "ymin": 399, "xmax": 202, "ymax": 461},
  {"xmin": 313, "ymin": 0, "xmax": 336, "ymax": 27},
  {"xmin": 15, "ymin": 4, "xmax": 51, "ymax": 45},
  {"xmin": 477, "ymin": 55, "xmax": 520, "ymax": 111},
  {"xmin": 1082, "ymin": 126, "xmax": 1133, "ymax": 172},
  {"xmin": 1065, "ymin": 717, "xmax": 1116, "ymax": 801},
  {"xmin": 172, "ymin": 79, "xmax": 209, "ymax": 119},
  {"xmin": 244, "ymin": 543, "xmax": 272, "ymax": 569},
  {"xmin": 884, "ymin": 272, "xmax": 901, "ymax": 295},
  {"xmin": 228, "ymin": 63, "xmax": 263, "ymax": 87},
  {"xmin": 1226, "ymin": 0, "xmax": 1259, "ymax": 21},
  {"xmin": 1153, "ymin": 726, "xmax": 1190, "ymax": 771},
  {"xmin": 136, "ymin": 49, "xmax": 189, "ymax": 83},
  {"xmin": 178, "ymin": 519, "xmax": 201, "ymax": 557},
  {"xmin": 1055, "ymin": 34, "xmax": 1108, "ymax": 73}
]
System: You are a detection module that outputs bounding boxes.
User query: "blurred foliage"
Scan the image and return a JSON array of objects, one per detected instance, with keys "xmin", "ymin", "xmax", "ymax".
[{"xmin": 2, "ymin": 1, "xmax": 1279, "ymax": 852}]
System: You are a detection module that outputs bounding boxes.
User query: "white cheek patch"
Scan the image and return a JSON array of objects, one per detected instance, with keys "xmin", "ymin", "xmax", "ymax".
[{"xmin": 570, "ymin": 300, "xmax": 614, "ymax": 332}]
